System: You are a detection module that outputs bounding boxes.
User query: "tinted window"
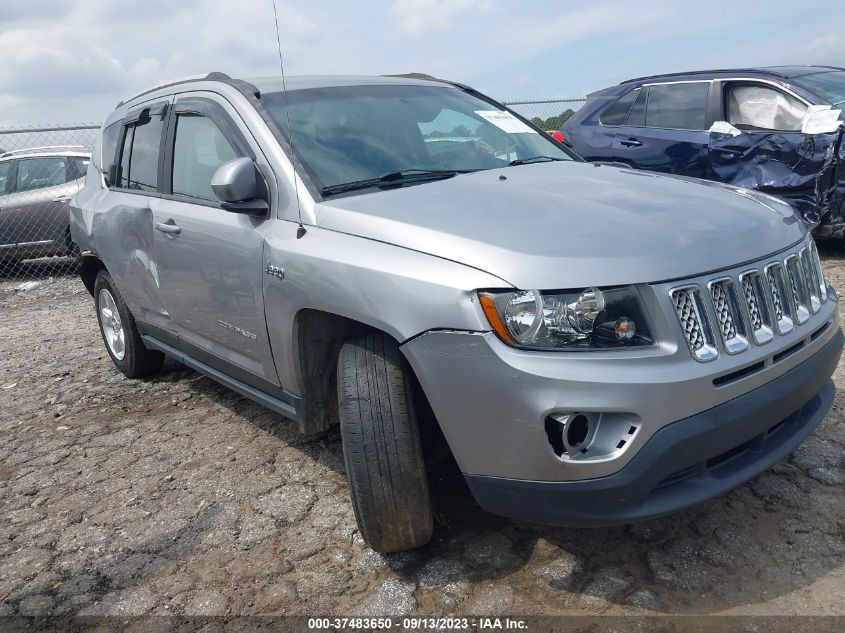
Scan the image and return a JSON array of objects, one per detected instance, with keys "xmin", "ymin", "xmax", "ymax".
[
  {"xmin": 626, "ymin": 89, "xmax": 647, "ymax": 126},
  {"xmin": 126, "ymin": 113, "xmax": 164, "ymax": 191},
  {"xmin": 101, "ymin": 121, "xmax": 122, "ymax": 186},
  {"xmin": 117, "ymin": 126, "xmax": 133, "ymax": 188},
  {"xmin": 644, "ymin": 83, "xmax": 709, "ymax": 130},
  {"xmin": 172, "ymin": 114, "xmax": 238, "ymax": 201},
  {"xmin": 600, "ymin": 89, "xmax": 640, "ymax": 126},
  {"xmin": 0, "ymin": 161, "xmax": 11, "ymax": 193},
  {"xmin": 68, "ymin": 157, "xmax": 90, "ymax": 180},
  {"xmin": 116, "ymin": 112, "xmax": 164, "ymax": 192},
  {"xmin": 14, "ymin": 157, "xmax": 68, "ymax": 192}
]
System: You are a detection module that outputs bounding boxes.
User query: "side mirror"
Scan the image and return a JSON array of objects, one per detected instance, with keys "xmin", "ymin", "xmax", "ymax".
[{"xmin": 211, "ymin": 157, "xmax": 268, "ymax": 214}]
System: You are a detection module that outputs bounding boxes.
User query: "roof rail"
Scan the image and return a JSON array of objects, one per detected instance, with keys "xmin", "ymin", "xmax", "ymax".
[
  {"xmin": 621, "ymin": 65, "xmax": 845, "ymax": 85},
  {"xmin": 116, "ymin": 72, "xmax": 261, "ymax": 108},
  {"xmin": 620, "ymin": 68, "xmax": 785, "ymax": 84},
  {"xmin": 0, "ymin": 145, "xmax": 91, "ymax": 159}
]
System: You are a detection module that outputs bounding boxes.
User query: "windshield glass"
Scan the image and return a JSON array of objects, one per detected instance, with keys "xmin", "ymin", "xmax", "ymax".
[
  {"xmin": 261, "ymin": 84, "xmax": 574, "ymax": 193},
  {"xmin": 793, "ymin": 71, "xmax": 845, "ymax": 111}
]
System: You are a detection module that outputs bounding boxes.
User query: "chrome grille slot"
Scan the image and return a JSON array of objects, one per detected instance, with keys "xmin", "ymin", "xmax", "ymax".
[
  {"xmin": 785, "ymin": 255, "xmax": 810, "ymax": 324},
  {"xmin": 765, "ymin": 262, "xmax": 794, "ymax": 335},
  {"xmin": 800, "ymin": 247, "xmax": 821, "ymax": 313},
  {"xmin": 708, "ymin": 278, "xmax": 748, "ymax": 354},
  {"xmin": 810, "ymin": 242, "xmax": 828, "ymax": 305},
  {"xmin": 738, "ymin": 270, "xmax": 773, "ymax": 345},
  {"xmin": 670, "ymin": 286, "xmax": 718, "ymax": 362}
]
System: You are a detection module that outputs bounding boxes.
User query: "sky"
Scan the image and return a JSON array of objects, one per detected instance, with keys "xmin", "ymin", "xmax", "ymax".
[{"xmin": 1, "ymin": 0, "xmax": 844, "ymax": 126}]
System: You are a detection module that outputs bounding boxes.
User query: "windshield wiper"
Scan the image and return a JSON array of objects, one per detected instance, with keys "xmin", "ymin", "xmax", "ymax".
[
  {"xmin": 508, "ymin": 155, "xmax": 567, "ymax": 167},
  {"xmin": 321, "ymin": 169, "xmax": 467, "ymax": 196}
]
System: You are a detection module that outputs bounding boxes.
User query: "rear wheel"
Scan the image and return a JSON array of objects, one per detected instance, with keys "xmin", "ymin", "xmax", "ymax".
[
  {"xmin": 337, "ymin": 330, "xmax": 434, "ymax": 553},
  {"xmin": 94, "ymin": 270, "xmax": 164, "ymax": 378}
]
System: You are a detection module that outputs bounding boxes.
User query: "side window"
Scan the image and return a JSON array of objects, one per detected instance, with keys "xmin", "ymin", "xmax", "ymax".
[
  {"xmin": 644, "ymin": 83, "xmax": 709, "ymax": 130},
  {"xmin": 101, "ymin": 121, "xmax": 122, "ymax": 186},
  {"xmin": 117, "ymin": 126, "xmax": 133, "ymax": 188},
  {"xmin": 68, "ymin": 157, "xmax": 90, "ymax": 180},
  {"xmin": 116, "ymin": 111, "xmax": 164, "ymax": 192},
  {"xmin": 600, "ymin": 89, "xmax": 640, "ymax": 126},
  {"xmin": 14, "ymin": 157, "xmax": 68, "ymax": 192},
  {"xmin": 726, "ymin": 84, "xmax": 808, "ymax": 132},
  {"xmin": 171, "ymin": 114, "xmax": 238, "ymax": 201},
  {"xmin": 626, "ymin": 89, "xmax": 647, "ymax": 126},
  {"xmin": 0, "ymin": 161, "xmax": 12, "ymax": 194}
]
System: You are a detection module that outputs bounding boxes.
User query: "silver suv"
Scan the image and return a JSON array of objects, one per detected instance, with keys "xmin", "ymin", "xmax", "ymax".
[
  {"xmin": 71, "ymin": 72, "xmax": 843, "ymax": 553},
  {"xmin": 0, "ymin": 146, "xmax": 90, "ymax": 266}
]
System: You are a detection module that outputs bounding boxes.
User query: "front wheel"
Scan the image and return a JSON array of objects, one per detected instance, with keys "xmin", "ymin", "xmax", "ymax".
[
  {"xmin": 337, "ymin": 331, "xmax": 434, "ymax": 553},
  {"xmin": 94, "ymin": 270, "xmax": 164, "ymax": 378}
]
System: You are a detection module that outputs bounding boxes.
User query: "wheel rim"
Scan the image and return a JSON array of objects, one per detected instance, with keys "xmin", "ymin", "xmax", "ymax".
[{"xmin": 98, "ymin": 288, "xmax": 126, "ymax": 361}]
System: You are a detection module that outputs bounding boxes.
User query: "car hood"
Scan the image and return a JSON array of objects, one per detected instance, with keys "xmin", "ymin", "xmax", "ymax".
[{"xmin": 315, "ymin": 161, "xmax": 806, "ymax": 289}]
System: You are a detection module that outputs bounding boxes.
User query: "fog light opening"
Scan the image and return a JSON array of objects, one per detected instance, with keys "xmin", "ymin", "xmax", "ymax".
[
  {"xmin": 544, "ymin": 416, "xmax": 566, "ymax": 457},
  {"xmin": 566, "ymin": 414, "xmax": 590, "ymax": 450}
]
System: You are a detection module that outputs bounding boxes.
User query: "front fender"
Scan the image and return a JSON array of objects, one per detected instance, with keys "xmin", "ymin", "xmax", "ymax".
[{"xmin": 262, "ymin": 223, "xmax": 510, "ymax": 394}]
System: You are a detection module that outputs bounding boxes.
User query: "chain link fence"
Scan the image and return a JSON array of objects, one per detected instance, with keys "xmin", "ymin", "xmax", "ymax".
[
  {"xmin": 0, "ymin": 124, "xmax": 99, "ymax": 281},
  {"xmin": 503, "ymin": 98, "xmax": 587, "ymax": 133}
]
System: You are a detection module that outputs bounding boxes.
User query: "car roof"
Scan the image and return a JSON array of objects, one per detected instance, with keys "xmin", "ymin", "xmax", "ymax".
[
  {"xmin": 0, "ymin": 146, "xmax": 92, "ymax": 162},
  {"xmin": 621, "ymin": 65, "xmax": 845, "ymax": 84}
]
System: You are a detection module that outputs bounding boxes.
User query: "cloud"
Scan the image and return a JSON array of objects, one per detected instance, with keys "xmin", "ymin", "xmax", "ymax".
[{"xmin": 389, "ymin": 0, "xmax": 491, "ymax": 35}]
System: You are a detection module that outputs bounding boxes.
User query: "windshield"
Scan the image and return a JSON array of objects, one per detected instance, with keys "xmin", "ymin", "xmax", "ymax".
[
  {"xmin": 793, "ymin": 71, "xmax": 845, "ymax": 111},
  {"xmin": 261, "ymin": 84, "xmax": 574, "ymax": 194}
]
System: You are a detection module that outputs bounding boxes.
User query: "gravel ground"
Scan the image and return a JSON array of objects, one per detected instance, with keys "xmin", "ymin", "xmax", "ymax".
[{"xmin": 1, "ymin": 252, "xmax": 844, "ymax": 619}]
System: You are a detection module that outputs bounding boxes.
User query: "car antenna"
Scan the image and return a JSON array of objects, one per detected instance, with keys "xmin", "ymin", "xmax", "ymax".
[{"xmin": 271, "ymin": 0, "xmax": 306, "ymax": 238}]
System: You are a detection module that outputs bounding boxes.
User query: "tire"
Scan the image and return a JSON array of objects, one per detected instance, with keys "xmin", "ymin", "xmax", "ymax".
[
  {"xmin": 93, "ymin": 270, "xmax": 164, "ymax": 378},
  {"xmin": 337, "ymin": 330, "xmax": 434, "ymax": 553}
]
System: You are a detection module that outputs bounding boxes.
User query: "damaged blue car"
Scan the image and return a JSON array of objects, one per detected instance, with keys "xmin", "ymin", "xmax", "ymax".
[{"xmin": 562, "ymin": 66, "xmax": 845, "ymax": 238}]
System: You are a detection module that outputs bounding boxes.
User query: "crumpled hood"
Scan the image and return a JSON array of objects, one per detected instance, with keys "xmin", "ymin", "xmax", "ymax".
[{"xmin": 316, "ymin": 161, "xmax": 806, "ymax": 289}]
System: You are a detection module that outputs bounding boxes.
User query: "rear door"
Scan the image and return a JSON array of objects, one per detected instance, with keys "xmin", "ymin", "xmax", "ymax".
[
  {"xmin": 612, "ymin": 81, "xmax": 713, "ymax": 177},
  {"xmin": 94, "ymin": 100, "xmax": 177, "ymax": 345},
  {"xmin": 152, "ymin": 94, "xmax": 282, "ymax": 393}
]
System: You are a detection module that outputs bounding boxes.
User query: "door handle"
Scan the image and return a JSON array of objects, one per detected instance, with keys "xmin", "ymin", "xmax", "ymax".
[
  {"xmin": 52, "ymin": 196, "xmax": 71, "ymax": 203},
  {"xmin": 619, "ymin": 138, "xmax": 642, "ymax": 147},
  {"xmin": 155, "ymin": 219, "xmax": 181, "ymax": 235}
]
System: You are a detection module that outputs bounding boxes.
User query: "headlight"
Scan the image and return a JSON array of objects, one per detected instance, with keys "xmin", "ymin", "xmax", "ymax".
[{"xmin": 479, "ymin": 286, "xmax": 653, "ymax": 350}]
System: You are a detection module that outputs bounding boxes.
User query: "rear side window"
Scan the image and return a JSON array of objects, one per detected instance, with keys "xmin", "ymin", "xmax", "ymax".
[
  {"xmin": 599, "ymin": 89, "xmax": 640, "ymax": 126},
  {"xmin": 171, "ymin": 114, "xmax": 238, "ymax": 201},
  {"xmin": 101, "ymin": 121, "xmax": 121, "ymax": 186},
  {"xmin": 644, "ymin": 83, "xmax": 709, "ymax": 130},
  {"xmin": 117, "ymin": 112, "xmax": 164, "ymax": 192},
  {"xmin": 68, "ymin": 157, "xmax": 90, "ymax": 180},
  {"xmin": 0, "ymin": 161, "xmax": 11, "ymax": 193},
  {"xmin": 14, "ymin": 157, "xmax": 68, "ymax": 192}
]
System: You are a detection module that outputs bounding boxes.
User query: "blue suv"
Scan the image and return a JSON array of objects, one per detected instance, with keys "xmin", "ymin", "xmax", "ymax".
[{"xmin": 562, "ymin": 66, "xmax": 845, "ymax": 237}]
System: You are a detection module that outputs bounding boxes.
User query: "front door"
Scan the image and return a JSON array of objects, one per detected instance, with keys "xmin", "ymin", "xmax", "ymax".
[{"xmin": 153, "ymin": 96, "xmax": 281, "ymax": 392}]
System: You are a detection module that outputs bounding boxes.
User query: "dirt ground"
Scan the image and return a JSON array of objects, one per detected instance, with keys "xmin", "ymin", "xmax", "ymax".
[{"xmin": 1, "ymin": 250, "xmax": 844, "ymax": 620}]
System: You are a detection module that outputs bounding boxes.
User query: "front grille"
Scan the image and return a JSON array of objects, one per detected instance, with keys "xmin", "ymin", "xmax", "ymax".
[
  {"xmin": 669, "ymin": 240, "xmax": 828, "ymax": 362},
  {"xmin": 785, "ymin": 255, "xmax": 810, "ymax": 324},
  {"xmin": 739, "ymin": 271, "xmax": 774, "ymax": 346},
  {"xmin": 670, "ymin": 287, "xmax": 718, "ymax": 361},
  {"xmin": 708, "ymin": 279, "xmax": 748, "ymax": 353},
  {"xmin": 671, "ymin": 289, "xmax": 705, "ymax": 351},
  {"xmin": 711, "ymin": 282, "xmax": 736, "ymax": 340}
]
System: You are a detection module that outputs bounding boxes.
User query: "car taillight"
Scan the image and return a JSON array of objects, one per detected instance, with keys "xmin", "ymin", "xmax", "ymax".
[{"xmin": 548, "ymin": 130, "xmax": 565, "ymax": 143}]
